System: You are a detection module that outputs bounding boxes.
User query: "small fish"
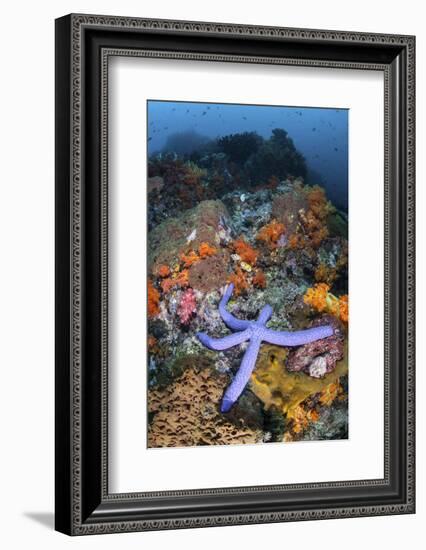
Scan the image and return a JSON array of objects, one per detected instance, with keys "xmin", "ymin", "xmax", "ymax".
[
  {"xmin": 148, "ymin": 137, "xmax": 152, "ymax": 142},
  {"xmin": 242, "ymin": 116, "xmax": 247, "ymax": 120},
  {"xmin": 202, "ymin": 111, "xmax": 207, "ymax": 116},
  {"xmin": 334, "ymin": 147, "xmax": 339, "ymax": 152},
  {"xmin": 312, "ymin": 127, "xmax": 316, "ymax": 132}
]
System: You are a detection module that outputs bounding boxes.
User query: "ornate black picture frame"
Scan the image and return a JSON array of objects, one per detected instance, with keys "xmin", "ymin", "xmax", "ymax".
[{"xmin": 55, "ymin": 14, "xmax": 415, "ymax": 535}]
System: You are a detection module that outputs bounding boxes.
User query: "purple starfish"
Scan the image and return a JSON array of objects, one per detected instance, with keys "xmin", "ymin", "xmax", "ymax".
[{"xmin": 197, "ymin": 283, "xmax": 334, "ymax": 413}]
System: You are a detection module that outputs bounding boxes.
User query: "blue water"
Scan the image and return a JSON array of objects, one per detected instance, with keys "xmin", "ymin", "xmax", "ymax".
[{"xmin": 147, "ymin": 100, "xmax": 348, "ymax": 211}]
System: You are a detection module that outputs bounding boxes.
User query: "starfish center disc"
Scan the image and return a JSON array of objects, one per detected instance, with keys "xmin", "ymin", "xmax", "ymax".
[{"xmin": 250, "ymin": 323, "xmax": 264, "ymax": 339}]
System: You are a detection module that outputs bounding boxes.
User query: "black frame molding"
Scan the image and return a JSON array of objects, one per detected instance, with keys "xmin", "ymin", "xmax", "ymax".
[{"xmin": 55, "ymin": 14, "xmax": 415, "ymax": 535}]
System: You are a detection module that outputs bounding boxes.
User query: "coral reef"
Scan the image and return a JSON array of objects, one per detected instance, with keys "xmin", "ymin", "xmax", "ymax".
[
  {"xmin": 148, "ymin": 366, "xmax": 263, "ymax": 447},
  {"xmin": 197, "ymin": 283, "xmax": 334, "ymax": 412},
  {"xmin": 146, "ymin": 136, "xmax": 349, "ymax": 447}
]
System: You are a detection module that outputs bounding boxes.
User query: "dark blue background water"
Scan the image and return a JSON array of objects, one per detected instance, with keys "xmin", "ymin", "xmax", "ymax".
[{"xmin": 147, "ymin": 101, "xmax": 348, "ymax": 211}]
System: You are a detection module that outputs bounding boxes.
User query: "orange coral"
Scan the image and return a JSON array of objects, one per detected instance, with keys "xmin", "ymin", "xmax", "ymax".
[
  {"xmin": 198, "ymin": 242, "xmax": 217, "ymax": 258},
  {"xmin": 303, "ymin": 282, "xmax": 330, "ymax": 312},
  {"xmin": 287, "ymin": 404, "xmax": 320, "ymax": 434},
  {"xmin": 157, "ymin": 264, "xmax": 171, "ymax": 278},
  {"xmin": 253, "ymin": 269, "xmax": 266, "ymax": 289},
  {"xmin": 304, "ymin": 283, "xmax": 349, "ymax": 323},
  {"xmin": 228, "ymin": 267, "xmax": 249, "ymax": 296},
  {"xmin": 233, "ymin": 238, "xmax": 258, "ymax": 265},
  {"xmin": 256, "ymin": 219, "xmax": 286, "ymax": 249},
  {"xmin": 161, "ymin": 278, "xmax": 174, "ymax": 294},
  {"xmin": 339, "ymin": 295, "xmax": 349, "ymax": 323},
  {"xmin": 148, "ymin": 280, "xmax": 160, "ymax": 318},
  {"xmin": 319, "ymin": 382, "xmax": 344, "ymax": 406},
  {"xmin": 175, "ymin": 269, "xmax": 189, "ymax": 288},
  {"xmin": 288, "ymin": 233, "xmax": 304, "ymax": 250},
  {"xmin": 180, "ymin": 250, "xmax": 199, "ymax": 268},
  {"xmin": 160, "ymin": 269, "xmax": 189, "ymax": 294}
]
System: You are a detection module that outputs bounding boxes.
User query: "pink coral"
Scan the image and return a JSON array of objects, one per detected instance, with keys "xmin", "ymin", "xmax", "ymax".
[{"xmin": 178, "ymin": 288, "xmax": 196, "ymax": 325}]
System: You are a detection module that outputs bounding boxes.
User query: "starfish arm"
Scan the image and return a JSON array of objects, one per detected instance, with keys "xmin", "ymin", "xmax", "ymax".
[
  {"xmin": 221, "ymin": 338, "xmax": 261, "ymax": 413},
  {"xmin": 262, "ymin": 325, "xmax": 334, "ymax": 347},
  {"xmin": 258, "ymin": 304, "xmax": 273, "ymax": 325},
  {"xmin": 219, "ymin": 283, "xmax": 250, "ymax": 331},
  {"xmin": 196, "ymin": 328, "xmax": 250, "ymax": 351}
]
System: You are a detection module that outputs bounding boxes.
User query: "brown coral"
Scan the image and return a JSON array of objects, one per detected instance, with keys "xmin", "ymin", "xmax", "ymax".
[
  {"xmin": 314, "ymin": 263, "xmax": 337, "ymax": 285},
  {"xmin": 148, "ymin": 367, "xmax": 263, "ymax": 448},
  {"xmin": 188, "ymin": 255, "xmax": 228, "ymax": 293},
  {"xmin": 148, "ymin": 200, "xmax": 229, "ymax": 275},
  {"xmin": 252, "ymin": 269, "xmax": 267, "ymax": 289},
  {"xmin": 271, "ymin": 188, "xmax": 308, "ymax": 234},
  {"xmin": 281, "ymin": 185, "xmax": 334, "ymax": 251}
]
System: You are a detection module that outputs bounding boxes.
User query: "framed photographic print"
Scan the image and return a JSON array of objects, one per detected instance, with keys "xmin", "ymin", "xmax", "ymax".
[{"xmin": 55, "ymin": 14, "xmax": 415, "ymax": 535}]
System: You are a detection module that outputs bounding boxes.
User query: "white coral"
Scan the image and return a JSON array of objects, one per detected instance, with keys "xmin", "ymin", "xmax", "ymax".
[{"xmin": 308, "ymin": 356, "xmax": 328, "ymax": 378}]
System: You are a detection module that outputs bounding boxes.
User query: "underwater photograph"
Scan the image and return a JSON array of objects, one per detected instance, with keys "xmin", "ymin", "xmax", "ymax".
[{"xmin": 146, "ymin": 100, "xmax": 349, "ymax": 448}]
